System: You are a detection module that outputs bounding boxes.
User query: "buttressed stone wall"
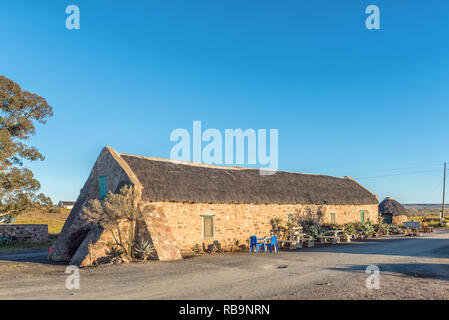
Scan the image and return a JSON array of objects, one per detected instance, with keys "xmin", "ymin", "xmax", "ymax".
[
  {"xmin": 49, "ymin": 147, "xmax": 140, "ymax": 262},
  {"xmin": 73, "ymin": 209, "xmax": 182, "ymax": 267},
  {"xmin": 155, "ymin": 202, "xmax": 379, "ymax": 253},
  {"xmin": 50, "ymin": 147, "xmax": 182, "ymax": 266},
  {"xmin": 72, "ymin": 201, "xmax": 377, "ymax": 265}
]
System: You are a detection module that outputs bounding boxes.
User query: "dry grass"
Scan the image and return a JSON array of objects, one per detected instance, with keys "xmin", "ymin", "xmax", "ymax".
[
  {"xmin": 0, "ymin": 208, "xmax": 69, "ymax": 254},
  {"xmin": 408, "ymin": 215, "xmax": 449, "ymax": 227},
  {"xmin": 14, "ymin": 208, "xmax": 70, "ymax": 235}
]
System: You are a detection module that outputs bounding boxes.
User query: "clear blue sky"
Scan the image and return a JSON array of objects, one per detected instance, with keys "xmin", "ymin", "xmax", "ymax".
[{"xmin": 1, "ymin": 0, "xmax": 448, "ymax": 204}]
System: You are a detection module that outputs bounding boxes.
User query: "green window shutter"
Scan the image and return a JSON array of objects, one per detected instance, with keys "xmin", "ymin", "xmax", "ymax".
[
  {"xmin": 330, "ymin": 213, "xmax": 336, "ymax": 224},
  {"xmin": 99, "ymin": 175, "xmax": 108, "ymax": 200},
  {"xmin": 203, "ymin": 216, "xmax": 214, "ymax": 238},
  {"xmin": 360, "ymin": 211, "xmax": 366, "ymax": 223}
]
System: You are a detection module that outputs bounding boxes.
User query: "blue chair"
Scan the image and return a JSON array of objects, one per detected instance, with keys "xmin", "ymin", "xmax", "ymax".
[
  {"xmin": 249, "ymin": 236, "xmax": 266, "ymax": 253},
  {"xmin": 267, "ymin": 236, "xmax": 278, "ymax": 253}
]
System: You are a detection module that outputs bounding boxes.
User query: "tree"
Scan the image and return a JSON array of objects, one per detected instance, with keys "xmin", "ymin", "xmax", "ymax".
[
  {"xmin": 81, "ymin": 185, "xmax": 156, "ymax": 261},
  {"xmin": 0, "ymin": 75, "xmax": 53, "ymax": 219}
]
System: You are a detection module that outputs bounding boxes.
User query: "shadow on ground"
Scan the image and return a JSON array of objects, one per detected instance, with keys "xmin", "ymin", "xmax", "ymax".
[
  {"xmin": 0, "ymin": 250, "xmax": 64, "ymax": 265},
  {"xmin": 281, "ymin": 235, "xmax": 449, "ymax": 259},
  {"xmin": 329, "ymin": 263, "xmax": 449, "ymax": 281}
]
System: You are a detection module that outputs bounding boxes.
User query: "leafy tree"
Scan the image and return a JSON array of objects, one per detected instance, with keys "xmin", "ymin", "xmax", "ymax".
[{"xmin": 0, "ymin": 75, "xmax": 53, "ymax": 220}]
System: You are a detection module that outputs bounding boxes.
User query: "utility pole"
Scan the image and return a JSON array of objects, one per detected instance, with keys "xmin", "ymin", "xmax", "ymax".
[{"xmin": 442, "ymin": 162, "xmax": 447, "ymax": 223}]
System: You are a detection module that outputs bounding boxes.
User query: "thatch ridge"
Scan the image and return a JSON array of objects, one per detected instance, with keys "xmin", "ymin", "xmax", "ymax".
[
  {"xmin": 118, "ymin": 153, "xmax": 378, "ymax": 205},
  {"xmin": 379, "ymin": 197, "xmax": 408, "ymax": 216}
]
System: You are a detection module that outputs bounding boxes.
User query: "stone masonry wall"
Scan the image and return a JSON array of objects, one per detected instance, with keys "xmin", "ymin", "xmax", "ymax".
[
  {"xmin": 154, "ymin": 202, "xmax": 379, "ymax": 253},
  {"xmin": 0, "ymin": 224, "xmax": 48, "ymax": 243},
  {"xmin": 72, "ymin": 211, "xmax": 182, "ymax": 267},
  {"xmin": 69, "ymin": 201, "xmax": 377, "ymax": 265},
  {"xmin": 392, "ymin": 215, "xmax": 408, "ymax": 226},
  {"xmin": 49, "ymin": 147, "xmax": 141, "ymax": 262}
]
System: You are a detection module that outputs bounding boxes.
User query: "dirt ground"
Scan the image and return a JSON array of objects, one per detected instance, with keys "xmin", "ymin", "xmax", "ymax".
[{"xmin": 1, "ymin": 230, "xmax": 449, "ymax": 299}]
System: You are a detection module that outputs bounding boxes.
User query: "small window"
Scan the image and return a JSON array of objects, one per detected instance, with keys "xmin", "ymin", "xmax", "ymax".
[
  {"xmin": 287, "ymin": 214, "xmax": 294, "ymax": 224},
  {"xmin": 99, "ymin": 175, "xmax": 108, "ymax": 200},
  {"xmin": 330, "ymin": 213, "xmax": 336, "ymax": 224},
  {"xmin": 360, "ymin": 210, "xmax": 366, "ymax": 223},
  {"xmin": 203, "ymin": 216, "xmax": 214, "ymax": 238}
]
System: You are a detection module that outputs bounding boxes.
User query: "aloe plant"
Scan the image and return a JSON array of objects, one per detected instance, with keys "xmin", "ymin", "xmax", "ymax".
[
  {"xmin": 191, "ymin": 242, "xmax": 201, "ymax": 255},
  {"xmin": 135, "ymin": 240, "xmax": 156, "ymax": 260}
]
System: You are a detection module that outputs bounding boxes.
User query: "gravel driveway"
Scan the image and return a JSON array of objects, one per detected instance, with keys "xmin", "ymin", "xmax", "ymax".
[{"xmin": 1, "ymin": 230, "xmax": 449, "ymax": 299}]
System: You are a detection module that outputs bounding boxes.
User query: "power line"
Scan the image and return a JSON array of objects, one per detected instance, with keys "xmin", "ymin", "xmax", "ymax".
[
  {"xmin": 354, "ymin": 169, "xmax": 443, "ymax": 180},
  {"xmin": 349, "ymin": 163, "xmax": 444, "ymax": 176}
]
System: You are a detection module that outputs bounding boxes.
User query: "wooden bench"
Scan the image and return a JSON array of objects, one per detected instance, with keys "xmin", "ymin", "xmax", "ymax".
[
  {"xmin": 318, "ymin": 235, "xmax": 340, "ymax": 244},
  {"xmin": 339, "ymin": 233, "xmax": 352, "ymax": 243},
  {"xmin": 319, "ymin": 230, "xmax": 351, "ymax": 244},
  {"xmin": 278, "ymin": 236, "xmax": 315, "ymax": 249},
  {"xmin": 304, "ymin": 237, "xmax": 315, "ymax": 247},
  {"xmin": 278, "ymin": 239, "xmax": 302, "ymax": 249}
]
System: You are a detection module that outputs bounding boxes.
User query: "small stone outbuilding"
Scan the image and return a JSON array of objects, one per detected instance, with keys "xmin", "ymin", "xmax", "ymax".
[
  {"xmin": 49, "ymin": 147, "xmax": 379, "ymax": 266},
  {"xmin": 379, "ymin": 197, "xmax": 408, "ymax": 225}
]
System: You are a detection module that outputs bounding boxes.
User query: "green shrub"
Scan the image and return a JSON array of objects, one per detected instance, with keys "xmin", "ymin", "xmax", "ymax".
[
  {"xmin": 135, "ymin": 240, "xmax": 156, "ymax": 260},
  {"xmin": 374, "ymin": 223, "xmax": 390, "ymax": 234},
  {"xmin": 191, "ymin": 243, "xmax": 201, "ymax": 255},
  {"xmin": 0, "ymin": 237, "xmax": 9, "ymax": 247},
  {"xmin": 344, "ymin": 223, "xmax": 357, "ymax": 235},
  {"xmin": 308, "ymin": 225, "xmax": 327, "ymax": 239}
]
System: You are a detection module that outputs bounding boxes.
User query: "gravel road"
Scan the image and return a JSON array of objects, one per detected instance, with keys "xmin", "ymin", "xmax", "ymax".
[{"xmin": 1, "ymin": 230, "xmax": 448, "ymax": 299}]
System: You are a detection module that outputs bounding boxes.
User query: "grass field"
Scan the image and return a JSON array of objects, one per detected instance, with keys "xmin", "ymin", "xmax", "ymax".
[
  {"xmin": 0, "ymin": 208, "xmax": 70, "ymax": 254},
  {"xmin": 407, "ymin": 214, "xmax": 449, "ymax": 228},
  {"xmin": 0, "ymin": 240, "xmax": 54, "ymax": 254},
  {"xmin": 13, "ymin": 208, "xmax": 70, "ymax": 235}
]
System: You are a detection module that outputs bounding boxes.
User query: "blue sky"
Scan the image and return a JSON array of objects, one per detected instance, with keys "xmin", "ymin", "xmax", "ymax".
[{"xmin": 1, "ymin": 0, "xmax": 448, "ymax": 204}]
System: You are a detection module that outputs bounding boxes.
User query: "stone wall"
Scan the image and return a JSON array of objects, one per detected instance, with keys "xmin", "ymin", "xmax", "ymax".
[
  {"xmin": 49, "ymin": 147, "xmax": 142, "ymax": 262},
  {"xmin": 66, "ymin": 201, "xmax": 378, "ymax": 266},
  {"xmin": 154, "ymin": 202, "xmax": 379, "ymax": 253},
  {"xmin": 392, "ymin": 215, "xmax": 408, "ymax": 226},
  {"xmin": 71, "ymin": 211, "xmax": 182, "ymax": 267},
  {"xmin": 0, "ymin": 224, "xmax": 48, "ymax": 243}
]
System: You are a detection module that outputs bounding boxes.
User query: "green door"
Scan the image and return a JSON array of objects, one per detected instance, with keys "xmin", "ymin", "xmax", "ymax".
[
  {"xmin": 360, "ymin": 211, "xmax": 366, "ymax": 223},
  {"xmin": 99, "ymin": 175, "xmax": 108, "ymax": 200},
  {"xmin": 203, "ymin": 216, "xmax": 214, "ymax": 238}
]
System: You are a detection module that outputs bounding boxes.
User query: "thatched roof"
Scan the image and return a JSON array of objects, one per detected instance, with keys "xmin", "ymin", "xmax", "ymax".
[
  {"xmin": 58, "ymin": 201, "xmax": 75, "ymax": 206},
  {"xmin": 379, "ymin": 197, "xmax": 407, "ymax": 216},
  {"xmin": 119, "ymin": 154, "xmax": 378, "ymax": 205}
]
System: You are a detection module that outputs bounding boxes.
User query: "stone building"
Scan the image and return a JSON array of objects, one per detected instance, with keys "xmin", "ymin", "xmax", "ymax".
[
  {"xmin": 49, "ymin": 147, "xmax": 379, "ymax": 266},
  {"xmin": 379, "ymin": 197, "xmax": 408, "ymax": 225}
]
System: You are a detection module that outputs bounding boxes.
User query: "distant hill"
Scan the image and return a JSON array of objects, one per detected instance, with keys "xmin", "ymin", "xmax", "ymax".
[
  {"xmin": 403, "ymin": 204, "xmax": 446, "ymax": 216},
  {"xmin": 404, "ymin": 204, "xmax": 442, "ymax": 209}
]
